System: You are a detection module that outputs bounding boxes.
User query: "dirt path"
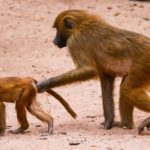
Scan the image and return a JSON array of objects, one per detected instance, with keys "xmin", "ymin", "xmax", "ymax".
[{"xmin": 0, "ymin": 0, "xmax": 150, "ymax": 149}]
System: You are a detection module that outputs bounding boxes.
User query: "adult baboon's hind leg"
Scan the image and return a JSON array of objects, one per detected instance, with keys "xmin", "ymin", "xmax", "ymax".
[
  {"xmin": 119, "ymin": 75, "xmax": 134, "ymax": 129},
  {"xmin": 120, "ymin": 68, "xmax": 150, "ymax": 131},
  {"xmin": 119, "ymin": 93, "xmax": 134, "ymax": 129}
]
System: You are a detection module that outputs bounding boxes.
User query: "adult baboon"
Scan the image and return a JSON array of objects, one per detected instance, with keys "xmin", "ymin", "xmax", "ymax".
[{"xmin": 37, "ymin": 10, "xmax": 150, "ymax": 134}]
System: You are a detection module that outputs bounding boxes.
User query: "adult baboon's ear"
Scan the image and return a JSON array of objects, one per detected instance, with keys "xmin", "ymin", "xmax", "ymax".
[{"xmin": 64, "ymin": 17, "xmax": 74, "ymax": 29}]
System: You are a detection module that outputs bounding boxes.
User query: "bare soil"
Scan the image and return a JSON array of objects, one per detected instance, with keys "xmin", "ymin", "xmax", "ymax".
[{"xmin": 0, "ymin": 0, "xmax": 150, "ymax": 150}]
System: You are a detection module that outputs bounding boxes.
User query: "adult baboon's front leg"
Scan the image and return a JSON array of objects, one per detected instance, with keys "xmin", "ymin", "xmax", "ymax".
[
  {"xmin": 100, "ymin": 73, "xmax": 115, "ymax": 129},
  {"xmin": 37, "ymin": 67, "xmax": 96, "ymax": 92}
]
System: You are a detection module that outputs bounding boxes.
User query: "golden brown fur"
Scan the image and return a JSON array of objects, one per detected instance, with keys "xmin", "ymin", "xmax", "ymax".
[
  {"xmin": 0, "ymin": 77, "xmax": 77, "ymax": 136},
  {"xmin": 37, "ymin": 10, "xmax": 150, "ymax": 134}
]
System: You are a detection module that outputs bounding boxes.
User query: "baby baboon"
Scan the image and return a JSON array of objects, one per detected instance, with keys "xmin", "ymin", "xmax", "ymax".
[
  {"xmin": 37, "ymin": 10, "xmax": 150, "ymax": 134},
  {"xmin": 0, "ymin": 77, "xmax": 77, "ymax": 136}
]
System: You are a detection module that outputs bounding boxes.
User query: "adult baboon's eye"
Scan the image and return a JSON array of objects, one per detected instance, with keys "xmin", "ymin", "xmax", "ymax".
[{"xmin": 64, "ymin": 17, "xmax": 74, "ymax": 29}]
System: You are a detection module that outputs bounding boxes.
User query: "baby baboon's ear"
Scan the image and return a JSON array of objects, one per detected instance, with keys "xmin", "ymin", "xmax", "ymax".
[{"xmin": 64, "ymin": 17, "xmax": 75, "ymax": 29}]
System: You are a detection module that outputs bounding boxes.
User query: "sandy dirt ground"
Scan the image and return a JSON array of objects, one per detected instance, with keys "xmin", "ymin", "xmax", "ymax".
[{"xmin": 0, "ymin": 0, "xmax": 150, "ymax": 149}]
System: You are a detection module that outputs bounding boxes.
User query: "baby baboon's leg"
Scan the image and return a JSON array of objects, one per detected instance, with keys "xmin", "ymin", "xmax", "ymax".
[
  {"xmin": 11, "ymin": 89, "xmax": 29, "ymax": 134},
  {"xmin": 12, "ymin": 101, "xmax": 29, "ymax": 134},
  {"xmin": 27, "ymin": 100, "xmax": 54, "ymax": 134}
]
